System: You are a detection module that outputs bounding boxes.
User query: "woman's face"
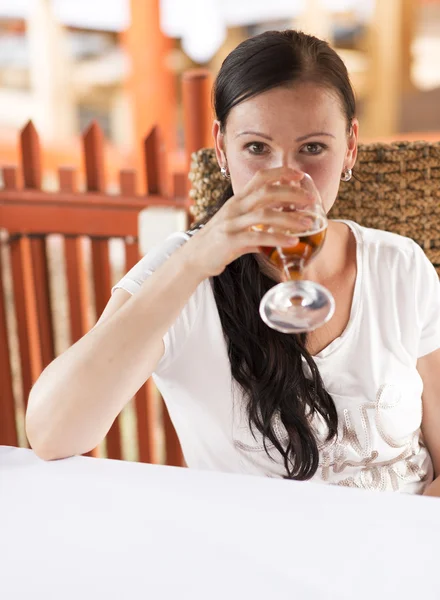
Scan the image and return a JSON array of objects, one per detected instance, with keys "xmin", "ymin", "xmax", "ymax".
[{"xmin": 214, "ymin": 82, "xmax": 358, "ymax": 213}]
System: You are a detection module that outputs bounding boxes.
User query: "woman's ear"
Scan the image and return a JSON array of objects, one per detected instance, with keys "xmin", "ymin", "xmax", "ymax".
[
  {"xmin": 213, "ymin": 120, "xmax": 227, "ymax": 168},
  {"xmin": 346, "ymin": 118, "xmax": 359, "ymax": 170}
]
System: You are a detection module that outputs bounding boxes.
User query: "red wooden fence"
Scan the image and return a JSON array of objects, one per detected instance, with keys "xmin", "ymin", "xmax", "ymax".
[{"xmin": 0, "ymin": 119, "xmax": 188, "ymax": 466}]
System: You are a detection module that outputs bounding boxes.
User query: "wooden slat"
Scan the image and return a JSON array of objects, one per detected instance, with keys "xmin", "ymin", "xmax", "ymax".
[
  {"xmin": 0, "ymin": 233, "xmax": 18, "ymax": 446},
  {"xmin": 91, "ymin": 239, "xmax": 112, "ymax": 323},
  {"xmin": 59, "ymin": 168, "xmax": 91, "ymax": 344},
  {"xmin": 20, "ymin": 121, "xmax": 42, "ymax": 190},
  {"xmin": 134, "ymin": 379, "xmax": 159, "ymax": 464},
  {"xmin": 119, "ymin": 169, "xmax": 137, "ymax": 196},
  {"xmin": 144, "ymin": 126, "xmax": 167, "ymax": 196},
  {"xmin": 3, "ymin": 166, "xmax": 19, "ymax": 190},
  {"xmin": 10, "ymin": 236, "xmax": 42, "ymax": 408},
  {"xmin": 30, "ymin": 236, "xmax": 55, "ymax": 369},
  {"xmin": 84, "ymin": 122, "xmax": 123, "ymax": 460},
  {"xmin": 124, "ymin": 237, "xmax": 158, "ymax": 464},
  {"xmin": 58, "ymin": 167, "xmax": 76, "ymax": 193},
  {"xmin": 83, "ymin": 121, "xmax": 106, "ymax": 193},
  {"xmin": 65, "ymin": 237, "xmax": 91, "ymax": 341},
  {"xmin": 20, "ymin": 120, "xmax": 55, "ymax": 371},
  {"xmin": 84, "ymin": 121, "xmax": 118, "ymax": 321}
]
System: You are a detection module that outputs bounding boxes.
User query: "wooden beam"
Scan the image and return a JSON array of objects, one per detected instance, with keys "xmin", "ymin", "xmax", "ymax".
[
  {"xmin": 182, "ymin": 69, "xmax": 213, "ymax": 177},
  {"xmin": 363, "ymin": 0, "xmax": 417, "ymax": 138},
  {"xmin": 0, "ymin": 189, "xmax": 178, "ymax": 210},
  {"xmin": 122, "ymin": 0, "xmax": 176, "ymax": 192}
]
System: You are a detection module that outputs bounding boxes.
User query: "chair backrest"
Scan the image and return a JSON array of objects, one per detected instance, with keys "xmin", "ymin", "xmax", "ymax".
[
  {"xmin": 0, "ymin": 121, "xmax": 186, "ymax": 467},
  {"xmin": 189, "ymin": 141, "xmax": 440, "ymax": 273}
]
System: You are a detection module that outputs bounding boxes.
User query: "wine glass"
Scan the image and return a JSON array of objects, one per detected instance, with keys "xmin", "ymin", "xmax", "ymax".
[{"xmin": 256, "ymin": 173, "xmax": 335, "ymax": 334}]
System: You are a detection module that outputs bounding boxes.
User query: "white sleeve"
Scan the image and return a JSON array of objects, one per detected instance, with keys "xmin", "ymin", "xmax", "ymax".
[
  {"xmin": 413, "ymin": 242, "xmax": 440, "ymax": 358},
  {"xmin": 112, "ymin": 232, "xmax": 204, "ymax": 373}
]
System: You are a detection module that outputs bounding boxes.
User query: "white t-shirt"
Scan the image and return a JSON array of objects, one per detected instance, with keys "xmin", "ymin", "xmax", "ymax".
[{"xmin": 113, "ymin": 220, "xmax": 440, "ymax": 494}]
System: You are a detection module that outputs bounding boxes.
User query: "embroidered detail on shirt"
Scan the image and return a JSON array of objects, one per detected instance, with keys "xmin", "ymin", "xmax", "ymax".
[
  {"xmin": 318, "ymin": 384, "xmax": 427, "ymax": 491},
  {"xmin": 232, "ymin": 383, "xmax": 430, "ymax": 491},
  {"xmin": 233, "ymin": 412, "xmax": 289, "ymax": 454}
]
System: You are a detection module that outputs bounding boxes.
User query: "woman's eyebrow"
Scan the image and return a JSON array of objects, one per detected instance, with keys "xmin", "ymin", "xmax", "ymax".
[
  {"xmin": 235, "ymin": 130, "xmax": 273, "ymax": 140},
  {"xmin": 296, "ymin": 132, "xmax": 336, "ymax": 142},
  {"xmin": 235, "ymin": 130, "xmax": 336, "ymax": 141}
]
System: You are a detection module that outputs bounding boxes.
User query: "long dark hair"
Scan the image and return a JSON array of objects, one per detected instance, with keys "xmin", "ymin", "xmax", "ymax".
[{"xmin": 194, "ymin": 30, "xmax": 356, "ymax": 479}]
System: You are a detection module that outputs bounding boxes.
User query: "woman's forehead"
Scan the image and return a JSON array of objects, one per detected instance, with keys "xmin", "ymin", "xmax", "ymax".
[{"xmin": 225, "ymin": 83, "xmax": 346, "ymax": 137}]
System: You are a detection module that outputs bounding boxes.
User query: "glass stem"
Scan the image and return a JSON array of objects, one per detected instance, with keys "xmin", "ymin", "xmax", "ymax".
[{"xmin": 283, "ymin": 259, "xmax": 304, "ymax": 281}]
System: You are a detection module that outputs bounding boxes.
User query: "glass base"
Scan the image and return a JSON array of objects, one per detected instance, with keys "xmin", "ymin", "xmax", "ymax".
[{"xmin": 259, "ymin": 280, "xmax": 335, "ymax": 334}]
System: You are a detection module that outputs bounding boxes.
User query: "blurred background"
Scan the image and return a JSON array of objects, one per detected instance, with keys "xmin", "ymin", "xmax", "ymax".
[
  {"xmin": 1, "ymin": 0, "xmax": 440, "ymax": 462},
  {"xmin": 0, "ymin": 0, "xmax": 439, "ymax": 190}
]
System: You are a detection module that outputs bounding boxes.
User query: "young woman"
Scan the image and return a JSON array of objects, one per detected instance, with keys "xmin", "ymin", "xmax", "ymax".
[{"xmin": 26, "ymin": 30, "xmax": 440, "ymax": 496}]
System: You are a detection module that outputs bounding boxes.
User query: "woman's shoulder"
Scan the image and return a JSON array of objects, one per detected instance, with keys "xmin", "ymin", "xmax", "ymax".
[
  {"xmin": 113, "ymin": 230, "xmax": 199, "ymax": 296},
  {"xmin": 341, "ymin": 219, "xmax": 420, "ymax": 261},
  {"xmin": 143, "ymin": 230, "xmax": 191, "ymax": 262},
  {"xmin": 337, "ymin": 220, "xmax": 435, "ymax": 288}
]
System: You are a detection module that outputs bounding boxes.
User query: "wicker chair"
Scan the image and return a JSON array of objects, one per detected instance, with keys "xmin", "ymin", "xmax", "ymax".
[{"xmin": 189, "ymin": 142, "xmax": 440, "ymax": 273}]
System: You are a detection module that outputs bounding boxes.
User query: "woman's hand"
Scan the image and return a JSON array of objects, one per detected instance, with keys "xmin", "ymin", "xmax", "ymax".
[{"xmin": 184, "ymin": 167, "xmax": 308, "ymax": 278}]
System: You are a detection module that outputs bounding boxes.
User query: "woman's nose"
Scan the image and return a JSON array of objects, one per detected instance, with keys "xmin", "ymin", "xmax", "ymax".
[{"xmin": 278, "ymin": 154, "xmax": 305, "ymax": 181}]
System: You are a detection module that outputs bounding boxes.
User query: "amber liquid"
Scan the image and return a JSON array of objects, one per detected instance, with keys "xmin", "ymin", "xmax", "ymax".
[{"xmin": 255, "ymin": 213, "xmax": 327, "ymax": 278}]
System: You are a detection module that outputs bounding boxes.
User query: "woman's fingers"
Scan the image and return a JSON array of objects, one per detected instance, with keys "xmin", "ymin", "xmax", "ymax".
[
  {"xmin": 230, "ymin": 185, "xmax": 310, "ymax": 216},
  {"xmin": 185, "ymin": 167, "xmax": 312, "ymax": 277},
  {"xmin": 225, "ymin": 206, "xmax": 317, "ymax": 235}
]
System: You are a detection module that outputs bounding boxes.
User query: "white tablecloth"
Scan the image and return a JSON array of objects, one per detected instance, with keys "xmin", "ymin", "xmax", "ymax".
[{"xmin": 1, "ymin": 446, "xmax": 439, "ymax": 599}]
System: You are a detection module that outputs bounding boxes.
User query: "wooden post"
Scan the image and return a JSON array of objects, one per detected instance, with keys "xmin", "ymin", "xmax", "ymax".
[
  {"xmin": 182, "ymin": 69, "xmax": 214, "ymax": 180},
  {"xmin": 363, "ymin": 0, "xmax": 417, "ymax": 138},
  {"xmin": 122, "ymin": 0, "xmax": 176, "ymax": 192},
  {"xmin": 25, "ymin": 0, "xmax": 76, "ymax": 142}
]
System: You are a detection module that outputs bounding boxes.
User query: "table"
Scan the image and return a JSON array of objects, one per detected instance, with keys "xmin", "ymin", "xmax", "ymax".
[{"xmin": 1, "ymin": 446, "xmax": 439, "ymax": 599}]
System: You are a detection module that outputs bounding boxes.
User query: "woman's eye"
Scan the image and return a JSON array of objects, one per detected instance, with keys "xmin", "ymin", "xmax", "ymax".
[
  {"xmin": 246, "ymin": 142, "xmax": 268, "ymax": 155},
  {"xmin": 301, "ymin": 143, "xmax": 326, "ymax": 155}
]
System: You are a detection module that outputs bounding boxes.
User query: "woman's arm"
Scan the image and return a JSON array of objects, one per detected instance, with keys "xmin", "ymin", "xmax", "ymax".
[
  {"xmin": 417, "ymin": 348, "xmax": 440, "ymax": 497},
  {"xmin": 26, "ymin": 245, "xmax": 205, "ymax": 461}
]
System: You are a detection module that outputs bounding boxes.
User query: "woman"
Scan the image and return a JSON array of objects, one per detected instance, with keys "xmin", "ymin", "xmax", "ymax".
[{"xmin": 26, "ymin": 30, "xmax": 440, "ymax": 496}]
